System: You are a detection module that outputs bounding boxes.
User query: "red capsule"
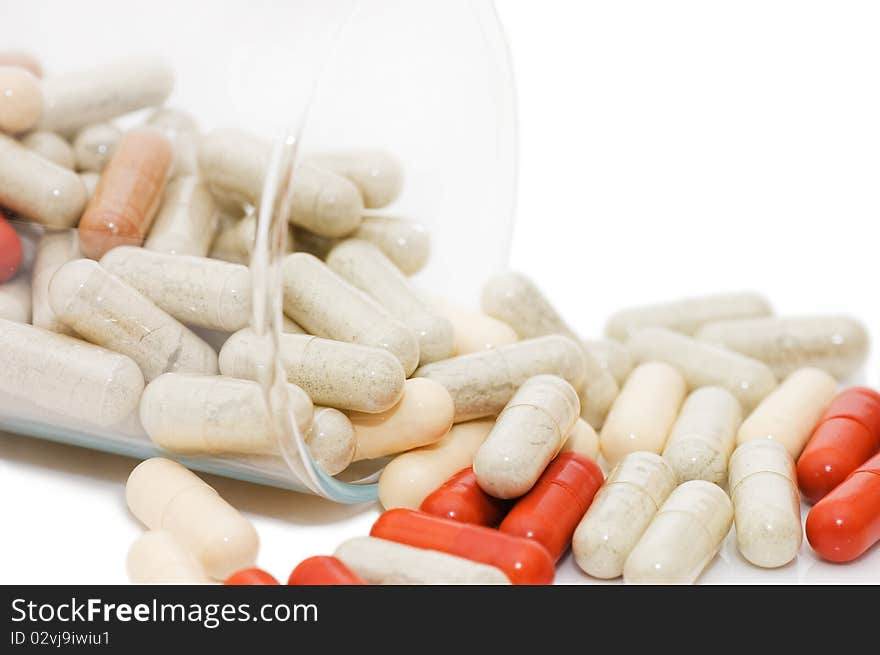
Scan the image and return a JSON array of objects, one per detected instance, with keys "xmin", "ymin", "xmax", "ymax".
[
  {"xmin": 499, "ymin": 452, "xmax": 604, "ymax": 562},
  {"xmin": 0, "ymin": 211, "xmax": 23, "ymax": 283},
  {"xmin": 420, "ymin": 467, "xmax": 513, "ymax": 526},
  {"xmin": 288, "ymin": 556, "xmax": 365, "ymax": 585},
  {"xmin": 797, "ymin": 387, "xmax": 880, "ymax": 504},
  {"xmin": 370, "ymin": 508, "xmax": 555, "ymax": 585},
  {"xmin": 806, "ymin": 451, "xmax": 880, "ymax": 562},
  {"xmin": 224, "ymin": 568, "xmax": 280, "ymax": 585}
]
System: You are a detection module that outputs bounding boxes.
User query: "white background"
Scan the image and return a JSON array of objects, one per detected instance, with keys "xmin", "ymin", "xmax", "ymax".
[{"xmin": 2, "ymin": 0, "xmax": 879, "ymax": 584}]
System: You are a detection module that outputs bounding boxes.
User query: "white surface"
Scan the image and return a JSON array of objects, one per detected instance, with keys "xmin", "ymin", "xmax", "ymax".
[{"xmin": 3, "ymin": 0, "xmax": 880, "ymax": 584}]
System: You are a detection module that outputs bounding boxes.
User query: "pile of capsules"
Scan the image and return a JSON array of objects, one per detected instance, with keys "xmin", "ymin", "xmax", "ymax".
[{"xmin": 1, "ymin": 53, "xmax": 878, "ymax": 585}]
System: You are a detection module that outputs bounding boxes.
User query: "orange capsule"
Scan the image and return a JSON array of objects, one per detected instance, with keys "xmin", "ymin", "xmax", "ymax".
[
  {"xmin": 78, "ymin": 127, "xmax": 172, "ymax": 259},
  {"xmin": 288, "ymin": 556, "xmax": 365, "ymax": 585},
  {"xmin": 499, "ymin": 452, "xmax": 604, "ymax": 562},
  {"xmin": 0, "ymin": 211, "xmax": 22, "ymax": 283},
  {"xmin": 224, "ymin": 568, "xmax": 280, "ymax": 585},
  {"xmin": 370, "ymin": 508, "xmax": 555, "ymax": 585},
  {"xmin": 419, "ymin": 467, "xmax": 513, "ymax": 526},
  {"xmin": 0, "ymin": 51, "xmax": 42, "ymax": 77}
]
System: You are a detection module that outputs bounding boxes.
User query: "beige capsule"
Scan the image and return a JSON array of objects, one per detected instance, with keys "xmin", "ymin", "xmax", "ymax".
[
  {"xmin": 209, "ymin": 211, "xmax": 256, "ymax": 264},
  {"xmin": 72, "ymin": 123, "xmax": 121, "ymax": 172},
  {"xmin": 728, "ymin": 440, "xmax": 802, "ymax": 568},
  {"xmin": 308, "ymin": 149, "xmax": 403, "ymax": 208},
  {"xmin": 126, "ymin": 530, "xmax": 211, "ymax": 584},
  {"xmin": 308, "ymin": 407, "xmax": 356, "ymax": 476},
  {"xmin": 144, "ymin": 176, "xmax": 220, "ymax": 256},
  {"xmin": 627, "ymin": 327, "xmax": 778, "ymax": 411},
  {"xmin": 0, "ymin": 274, "xmax": 31, "ymax": 323},
  {"xmin": 21, "ymin": 131, "xmax": 75, "ymax": 169},
  {"xmin": 79, "ymin": 172, "xmax": 99, "ymax": 198},
  {"xmin": 736, "ymin": 367, "xmax": 837, "ymax": 458},
  {"xmin": 334, "ymin": 536, "xmax": 510, "ymax": 585},
  {"xmin": 583, "ymin": 338, "xmax": 633, "ymax": 385},
  {"xmin": 282, "ymin": 253, "xmax": 419, "ymax": 375},
  {"xmin": 31, "ymin": 230, "xmax": 80, "ymax": 334},
  {"xmin": 146, "ymin": 108, "xmax": 198, "ymax": 178},
  {"xmin": 101, "ymin": 246, "xmax": 250, "ymax": 332},
  {"xmin": 605, "ymin": 291, "xmax": 772, "ymax": 341},
  {"xmin": 0, "ymin": 66, "xmax": 42, "ymax": 134},
  {"xmin": 560, "ymin": 418, "xmax": 600, "ymax": 461},
  {"xmin": 426, "ymin": 295, "xmax": 518, "ymax": 355},
  {"xmin": 327, "ymin": 239, "xmax": 454, "ymax": 363},
  {"xmin": 49, "ymin": 258, "xmax": 218, "ymax": 382},
  {"xmin": 197, "ymin": 128, "xmax": 266, "ymax": 207},
  {"xmin": 126, "ymin": 458, "xmax": 259, "ymax": 580},
  {"xmin": 600, "ymin": 362, "xmax": 686, "ymax": 467},
  {"xmin": 0, "ymin": 52, "xmax": 42, "ymax": 78}
]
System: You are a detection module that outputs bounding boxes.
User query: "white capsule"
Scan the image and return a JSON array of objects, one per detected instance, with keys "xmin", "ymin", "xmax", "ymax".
[
  {"xmin": 623, "ymin": 480, "xmax": 733, "ymax": 584},
  {"xmin": 662, "ymin": 386, "xmax": 742, "ymax": 485},
  {"xmin": 49, "ymin": 258, "xmax": 218, "ymax": 381},
  {"xmin": 426, "ymin": 295, "xmax": 519, "ymax": 355},
  {"xmin": 21, "ymin": 131, "xmax": 75, "ymax": 169},
  {"xmin": 308, "ymin": 407, "xmax": 356, "ymax": 476},
  {"xmin": 219, "ymin": 329, "xmax": 405, "ymax": 413},
  {"xmin": 560, "ymin": 418, "xmax": 600, "ymax": 461},
  {"xmin": 282, "ymin": 253, "xmax": 419, "ymax": 375},
  {"xmin": 474, "ymin": 375, "xmax": 580, "ymax": 499},
  {"xmin": 127, "ymin": 530, "xmax": 211, "ymax": 584},
  {"xmin": 39, "ymin": 57, "xmax": 174, "ymax": 134},
  {"xmin": 627, "ymin": 327, "xmax": 778, "ymax": 411},
  {"xmin": 728, "ymin": 440, "xmax": 802, "ymax": 568},
  {"xmin": 309, "ymin": 149, "xmax": 404, "ymax": 208},
  {"xmin": 0, "ymin": 318, "xmax": 144, "ymax": 425},
  {"xmin": 146, "ymin": 108, "xmax": 198, "ymax": 178},
  {"xmin": 736, "ymin": 367, "xmax": 837, "ymax": 458},
  {"xmin": 583, "ymin": 338, "xmax": 633, "ymax": 385},
  {"xmin": 126, "ymin": 458, "xmax": 259, "ymax": 580},
  {"xmin": 72, "ymin": 123, "xmax": 121, "ymax": 172},
  {"xmin": 334, "ymin": 536, "xmax": 510, "ymax": 585},
  {"xmin": 144, "ymin": 176, "xmax": 220, "ymax": 256},
  {"xmin": 197, "ymin": 128, "xmax": 266, "ymax": 207},
  {"xmin": 100, "ymin": 246, "xmax": 250, "ymax": 332},
  {"xmin": 31, "ymin": 230, "xmax": 79, "ymax": 334},
  {"xmin": 600, "ymin": 362, "xmax": 686, "ymax": 467},
  {"xmin": 572, "ymin": 452, "xmax": 677, "ymax": 579},
  {"xmin": 327, "ymin": 239, "xmax": 454, "ymax": 363},
  {"xmin": 605, "ymin": 291, "xmax": 772, "ymax": 341},
  {"xmin": 0, "ymin": 274, "xmax": 31, "ymax": 323}
]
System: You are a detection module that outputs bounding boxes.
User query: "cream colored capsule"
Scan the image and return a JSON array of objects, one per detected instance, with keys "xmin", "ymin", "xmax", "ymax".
[
  {"xmin": 49, "ymin": 258, "xmax": 218, "ymax": 381},
  {"xmin": 736, "ymin": 367, "xmax": 837, "ymax": 458},
  {"xmin": 209, "ymin": 211, "xmax": 256, "ymax": 264},
  {"xmin": 335, "ymin": 536, "xmax": 510, "ymax": 585},
  {"xmin": 101, "ymin": 246, "xmax": 250, "ymax": 332},
  {"xmin": 350, "ymin": 378, "xmax": 454, "ymax": 461},
  {"xmin": 327, "ymin": 239, "xmax": 454, "ymax": 363},
  {"xmin": 21, "ymin": 131, "xmax": 75, "ymax": 169},
  {"xmin": 39, "ymin": 57, "xmax": 173, "ymax": 134},
  {"xmin": 0, "ymin": 275, "xmax": 31, "ymax": 323},
  {"xmin": 126, "ymin": 458, "xmax": 258, "ymax": 580},
  {"xmin": 0, "ymin": 134, "xmax": 88, "ymax": 228},
  {"xmin": 584, "ymin": 338, "xmax": 633, "ymax": 385},
  {"xmin": 378, "ymin": 418, "xmax": 494, "ymax": 510},
  {"xmin": 282, "ymin": 316, "xmax": 306, "ymax": 333},
  {"xmin": 0, "ymin": 66, "xmax": 42, "ymax": 134},
  {"xmin": 415, "ymin": 335, "xmax": 585, "ymax": 422},
  {"xmin": 426, "ymin": 296, "xmax": 518, "ymax": 355},
  {"xmin": 31, "ymin": 230, "xmax": 79, "ymax": 333},
  {"xmin": 0, "ymin": 318, "xmax": 143, "ymax": 425},
  {"xmin": 474, "ymin": 375, "xmax": 580, "ymax": 499},
  {"xmin": 72, "ymin": 123, "xmax": 121, "ymax": 172},
  {"xmin": 309, "ymin": 149, "xmax": 403, "ymax": 208},
  {"xmin": 126, "ymin": 531, "xmax": 210, "ymax": 584},
  {"xmin": 144, "ymin": 176, "xmax": 220, "ymax": 256},
  {"xmin": 0, "ymin": 52, "xmax": 42, "ymax": 78},
  {"xmin": 219, "ymin": 329, "xmax": 405, "ymax": 413},
  {"xmin": 696, "ymin": 315, "xmax": 869, "ymax": 380},
  {"xmin": 197, "ymin": 128, "xmax": 266, "ymax": 207},
  {"xmin": 662, "ymin": 386, "xmax": 741, "ymax": 485},
  {"xmin": 308, "ymin": 407, "xmax": 356, "ymax": 476},
  {"xmin": 140, "ymin": 373, "xmax": 312, "ymax": 456},
  {"xmin": 627, "ymin": 327, "xmax": 778, "ymax": 411},
  {"xmin": 282, "ymin": 253, "xmax": 419, "ymax": 375},
  {"xmin": 560, "ymin": 418, "xmax": 600, "ymax": 461},
  {"xmin": 623, "ymin": 480, "xmax": 732, "ymax": 584},
  {"xmin": 146, "ymin": 108, "xmax": 198, "ymax": 178},
  {"xmin": 605, "ymin": 291, "xmax": 772, "ymax": 341},
  {"xmin": 728, "ymin": 440, "xmax": 802, "ymax": 568},
  {"xmin": 80, "ymin": 172, "xmax": 99, "ymax": 198},
  {"xmin": 572, "ymin": 452, "xmax": 677, "ymax": 579}
]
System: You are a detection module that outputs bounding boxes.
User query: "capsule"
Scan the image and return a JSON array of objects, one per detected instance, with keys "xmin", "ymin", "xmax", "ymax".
[
  {"xmin": 225, "ymin": 568, "xmax": 280, "ymax": 585},
  {"xmin": 370, "ymin": 509, "xmax": 555, "ymax": 585},
  {"xmin": 21, "ymin": 132, "xmax": 75, "ymax": 169},
  {"xmin": 328, "ymin": 239, "xmax": 454, "ymax": 363},
  {"xmin": 806, "ymin": 450, "xmax": 880, "ymax": 562},
  {"xmin": 31, "ymin": 230, "xmax": 79, "ymax": 334},
  {"xmin": 0, "ymin": 274, "xmax": 31, "ymax": 323},
  {"xmin": 144, "ymin": 176, "xmax": 220, "ymax": 256},
  {"xmin": 480, "ymin": 272, "xmax": 619, "ymax": 427},
  {"xmin": 797, "ymin": 387, "xmax": 880, "ymax": 503},
  {"xmin": 78, "ymin": 128, "xmax": 172, "ymax": 258},
  {"xmin": 662, "ymin": 386, "xmax": 742, "ymax": 484},
  {"xmin": 140, "ymin": 373, "xmax": 312, "ymax": 456},
  {"xmin": 737, "ymin": 367, "xmax": 837, "ymax": 458},
  {"xmin": 101, "ymin": 246, "xmax": 250, "ymax": 332},
  {"xmin": 605, "ymin": 291, "xmax": 772, "ymax": 341},
  {"xmin": 583, "ymin": 338, "xmax": 633, "ymax": 385},
  {"xmin": 49, "ymin": 258, "xmax": 218, "ymax": 381},
  {"xmin": 38, "ymin": 57, "xmax": 173, "ymax": 134},
  {"xmin": 378, "ymin": 418, "xmax": 494, "ymax": 510},
  {"xmin": 0, "ymin": 134, "xmax": 88, "ymax": 227},
  {"xmin": 309, "ymin": 149, "xmax": 403, "ymax": 208},
  {"xmin": 600, "ymin": 362, "xmax": 686, "ymax": 467},
  {"xmin": 572, "ymin": 452, "xmax": 677, "ymax": 579},
  {"xmin": 0, "ymin": 51, "xmax": 42, "ymax": 78},
  {"xmin": 560, "ymin": 418, "xmax": 600, "ymax": 460},
  {"xmin": 729, "ymin": 440, "xmax": 802, "ymax": 568},
  {"xmin": 0, "ymin": 66, "xmax": 42, "ymax": 134},
  {"xmin": 0, "ymin": 212, "xmax": 23, "ymax": 283},
  {"xmin": 623, "ymin": 481, "xmax": 732, "ymax": 584},
  {"xmin": 127, "ymin": 531, "xmax": 210, "ymax": 584},
  {"xmin": 474, "ymin": 375, "xmax": 580, "ymax": 498},
  {"xmin": 282, "ymin": 253, "xmax": 419, "ymax": 374},
  {"xmin": 415, "ymin": 335, "xmax": 585, "ymax": 423},
  {"xmin": 500, "ymin": 453, "xmax": 604, "ymax": 562},
  {"xmin": 288, "ymin": 556, "xmax": 365, "ymax": 585},
  {"xmin": 426, "ymin": 295, "xmax": 518, "ymax": 355},
  {"xmin": 80, "ymin": 172, "xmax": 99, "ymax": 198},
  {"xmin": 146, "ymin": 108, "xmax": 199, "ymax": 178},
  {"xmin": 209, "ymin": 211, "xmax": 257, "ymax": 264},
  {"xmin": 0, "ymin": 318, "xmax": 144, "ymax": 425},
  {"xmin": 627, "ymin": 327, "xmax": 778, "ymax": 411},
  {"xmin": 220, "ymin": 329, "xmax": 405, "ymax": 413},
  {"xmin": 419, "ymin": 468, "xmax": 512, "ymax": 526},
  {"xmin": 335, "ymin": 536, "xmax": 510, "ymax": 585},
  {"xmin": 72, "ymin": 123, "xmax": 121, "ymax": 173},
  {"xmin": 308, "ymin": 407, "xmax": 357, "ymax": 476},
  {"xmin": 350, "ymin": 378, "xmax": 454, "ymax": 461},
  {"xmin": 127, "ymin": 458, "xmax": 259, "ymax": 580}
]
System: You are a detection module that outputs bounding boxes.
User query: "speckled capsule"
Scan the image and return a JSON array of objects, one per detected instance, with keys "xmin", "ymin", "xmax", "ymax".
[
  {"xmin": 583, "ymin": 338, "xmax": 633, "ymax": 385},
  {"xmin": 72, "ymin": 123, "xmax": 121, "ymax": 172},
  {"xmin": 21, "ymin": 132, "xmax": 75, "ymax": 169},
  {"xmin": 30, "ymin": 230, "xmax": 79, "ymax": 334},
  {"xmin": 144, "ymin": 176, "xmax": 220, "ymax": 256},
  {"xmin": 309, "ymin": 149, "xmax": 403, "ymax": 208}
]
